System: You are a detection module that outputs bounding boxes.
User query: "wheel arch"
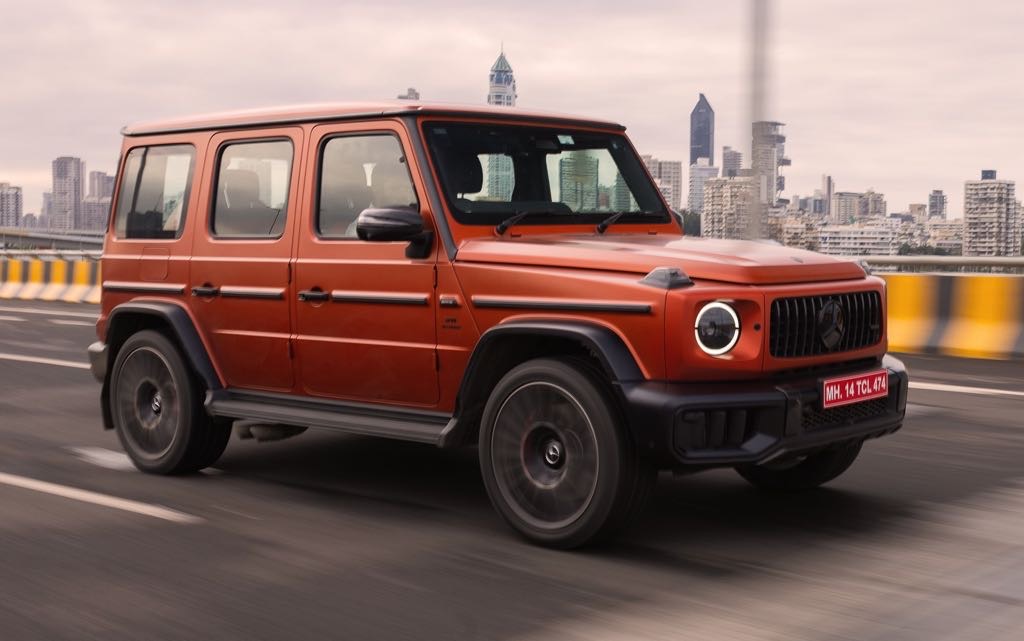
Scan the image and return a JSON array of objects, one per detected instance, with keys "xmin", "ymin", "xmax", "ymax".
[
  {"xmin": 439, "ymin": 320, "xmax": 645, "ymax": 448},
  {"xmin": 99, "ymin": 301, "xmax": 222, "ymax": 429}
]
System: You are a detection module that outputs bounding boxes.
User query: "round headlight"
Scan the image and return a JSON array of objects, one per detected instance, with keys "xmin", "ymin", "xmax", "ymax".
[{"xmin": 695, "ymin": 302, "xmax": 740, "ymax": 355}]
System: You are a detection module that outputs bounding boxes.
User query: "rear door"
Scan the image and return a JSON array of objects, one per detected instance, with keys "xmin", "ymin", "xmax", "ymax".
[
  {"xmin": 188, "ymin": 127, "xmax": 303, "ymax": 392},
  {"xmin": 293, "ymin": 121, "xmax": 439, "ymax": 407}
]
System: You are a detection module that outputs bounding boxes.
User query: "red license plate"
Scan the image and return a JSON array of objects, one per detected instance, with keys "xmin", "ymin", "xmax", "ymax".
[{"xmin": 821, "ymin": 369, "xmax": 889, "ymax": 409}]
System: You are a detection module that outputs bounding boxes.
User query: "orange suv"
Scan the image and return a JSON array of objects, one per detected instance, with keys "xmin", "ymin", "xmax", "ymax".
[{"xmin": 88, "ymin": 102, "xmax": 907, "ymax": 547}]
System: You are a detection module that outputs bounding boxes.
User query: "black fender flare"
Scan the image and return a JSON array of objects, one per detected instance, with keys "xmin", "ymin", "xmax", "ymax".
[
  {"xmin": 100, "ymin": 301, "xmax": 222, "ymax": 429},
  {"xmin": 438, "ymin": 320, "xmax": 645, "ymax": 447}
]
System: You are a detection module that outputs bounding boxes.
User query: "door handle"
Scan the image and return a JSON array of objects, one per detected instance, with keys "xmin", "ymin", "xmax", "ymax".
[
  {"xmin": 191, "ymin": 284, "xmax": 220, "ymax": 297},
  {"xmin": 298, "ymin": 289, "xmax": 330, "ymax": 303}
]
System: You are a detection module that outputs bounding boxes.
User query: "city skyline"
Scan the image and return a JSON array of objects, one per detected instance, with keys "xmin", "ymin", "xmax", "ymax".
[{"xmin": 1, "ymin": 1, "xmax": 1021, "ymax": 218}]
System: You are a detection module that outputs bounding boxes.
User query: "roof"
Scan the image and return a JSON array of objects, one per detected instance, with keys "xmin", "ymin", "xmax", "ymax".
[
  {"xmin": 121, "ymin": 101, "xmax": 624, "ymax": 136},
  {"xmin": 491, "ymin": 52, "xmax": 513, "ymax": 73}
]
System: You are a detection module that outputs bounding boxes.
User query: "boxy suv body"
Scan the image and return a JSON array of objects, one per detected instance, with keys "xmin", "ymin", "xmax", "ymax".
[{"xmin": 89, "ymin": 102, "xmax": 908, "ymax": 547}]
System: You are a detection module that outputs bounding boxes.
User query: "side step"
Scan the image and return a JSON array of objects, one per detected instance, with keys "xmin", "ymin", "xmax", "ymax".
[{"xmin": 207, "ymin": 391, "xmax": 453, "ymax": 446}]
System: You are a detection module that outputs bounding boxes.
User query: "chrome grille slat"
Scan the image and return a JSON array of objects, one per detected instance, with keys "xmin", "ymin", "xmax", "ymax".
[{"xmin": 769, "ymin": 291, "xmax": 883, "ymax": 358}]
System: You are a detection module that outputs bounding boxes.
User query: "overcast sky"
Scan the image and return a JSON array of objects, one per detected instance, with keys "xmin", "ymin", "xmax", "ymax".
[{"xmin": 2, "ymin": 0, "xmax": 1021, "ymax": 218}]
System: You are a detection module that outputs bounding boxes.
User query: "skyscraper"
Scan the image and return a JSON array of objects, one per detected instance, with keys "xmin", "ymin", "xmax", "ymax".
[
  {"xmin": 0, "ymin": 183, "xmax": 23, "ymax": 227},
  {"xmin": 964, "ymin": 170, "xmax": 1020, "ymax": 256},
  {"xmin": 689, "ymin": 94, "xmax": 714, "ymax": 166},
  {"xmin": 751, "ymin": 121, "xmax": 788, "ymax": 206},
  {"xmin": 558, "ymin": 153, "xmax": 599, "ymax": 212},
  {"xmin": 721, "ymin": 146, "xmax": 742, "ymax": 178},
  {"xmin": 687, "ymin": 158, "xmax": 719, "ymax": 214},
  {"xmin": 701, "ymin": 176, "xmax": 752, "ymax": 239},
  {"xmin": 641, "ymin": 155, "xmax": 683, "ymax": 210},
  {"xmin": 928, "ymin": 190, "xmax": 948, "ymax": 219},
  {"xmin": 88, "ymin": 171, "xmax": 114, "ymax": 199},
  {"xmin": 486, "ymin": 49, "xmax": 516, "ymax": 200},
  {"xmin": 822, "ymin": 175, "xmax": 834, "ymax": 217},
  {"xmin": 52, "ymin": 156, "xmax": 85, "ymax": 229}
]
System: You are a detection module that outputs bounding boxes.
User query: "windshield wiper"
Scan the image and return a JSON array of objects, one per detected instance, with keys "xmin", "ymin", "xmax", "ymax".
[
  {"xmin": 495, "ymin": 211, "xmax": 533, "ymax": 235},
  {"xmin": 596, "ymin": 210, "xmax": 658, "ymax": 234}
]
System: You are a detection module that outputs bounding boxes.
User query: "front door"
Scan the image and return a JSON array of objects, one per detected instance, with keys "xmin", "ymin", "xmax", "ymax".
[
  {"xmin": 189, "ymin": 127, "xmax": 302, "ymax": 392},
  {"xmin": 293, "ymin": 122, "xmax": 438, "ymax": 407}
]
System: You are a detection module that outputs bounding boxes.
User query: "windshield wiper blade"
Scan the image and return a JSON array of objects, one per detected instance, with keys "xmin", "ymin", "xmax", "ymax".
[
  {"xmin": 495, "ymin": 211, "xmax": 533, "ymax": 235},
  {"xmin": 596, "ymin": 210, "xmax": 658, "ymax": 234}
]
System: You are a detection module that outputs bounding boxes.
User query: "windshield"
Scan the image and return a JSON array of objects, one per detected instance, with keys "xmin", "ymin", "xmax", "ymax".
[{"xmin": 424, "ymin": 123, "xmax": 669, "ymax": 225}]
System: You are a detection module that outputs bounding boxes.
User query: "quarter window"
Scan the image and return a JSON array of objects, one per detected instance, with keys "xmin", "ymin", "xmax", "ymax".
[
  {"xmin": 211, "ymin": 140, "xmax": 293, "ymax": 238},
  {"xmin": 317, "ymin": 134, "xmax": 418, "ymax": 239},
  {"xmin": 114, "ymin": 145, "xmax": 195, "ymax": 239}
]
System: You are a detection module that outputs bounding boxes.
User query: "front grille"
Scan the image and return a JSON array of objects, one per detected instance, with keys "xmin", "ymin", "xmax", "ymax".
[
  {"xmin": 769, "ymin": 291, "xmax": 882, "ymax": 358},
  {"xmin": 802, "ymin": 397, "xmax": 890, "ymax": 431}
]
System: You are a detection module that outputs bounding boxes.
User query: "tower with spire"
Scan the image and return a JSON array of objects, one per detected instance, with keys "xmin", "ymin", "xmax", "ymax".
[
  {"xmin": 487, "ymin": 47, "xmax": 517, "ymax": 107},
  {"xmin": 689, "ymin": 93, "xmax": 715, "ymax": 166}
]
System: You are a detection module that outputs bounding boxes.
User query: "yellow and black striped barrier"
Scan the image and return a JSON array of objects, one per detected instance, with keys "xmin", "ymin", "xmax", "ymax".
[
  {"xmin": 0, "ymin": 255, "xmax": 101, "ymax": 304},
  {"xmin": 884, "ymin": 273, "xmax": 1024, "ymax": 359}
]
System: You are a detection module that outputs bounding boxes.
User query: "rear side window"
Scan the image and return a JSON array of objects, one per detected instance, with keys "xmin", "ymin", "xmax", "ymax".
[
  {"xmin": 317, "ymin": 134, "xmax": 418, "ymax": 239},
  {"xmin": 114, "ymin": 145, "xmax": 195, "ymax": 239},
  {"xmin": 211, "ymin": 140, "xmax": 293, "ymax": 238}
]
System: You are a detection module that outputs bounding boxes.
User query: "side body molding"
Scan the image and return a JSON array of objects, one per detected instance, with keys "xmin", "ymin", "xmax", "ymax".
[{"xmin": 438, "ymin": 320, "xmax": 645, "ymax": 448}]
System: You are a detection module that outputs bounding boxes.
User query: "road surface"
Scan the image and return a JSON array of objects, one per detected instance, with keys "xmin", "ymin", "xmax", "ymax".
[{"xmin": 0, "ymin": 299, "xmax": 1021, "ymax": 640}]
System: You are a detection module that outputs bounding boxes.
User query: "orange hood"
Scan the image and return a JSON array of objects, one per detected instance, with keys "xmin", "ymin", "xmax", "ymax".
[{"xmin": 456, "ymin": 234, "xmax": 867, "ymax": 285}]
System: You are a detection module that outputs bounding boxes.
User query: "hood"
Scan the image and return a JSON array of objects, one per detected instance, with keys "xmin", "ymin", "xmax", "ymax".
[{"xmin": 456, "ymin": 234, "xmax": 866, "ymax": 285}]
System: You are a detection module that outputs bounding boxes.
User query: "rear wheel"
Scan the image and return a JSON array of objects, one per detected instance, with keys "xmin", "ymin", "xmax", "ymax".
[
  {"xmin": 735, "ymin": 441, "xmax": 863, "ymax": 491},
  {"xmin": 110, "ymin": 330, "xmax": 230, "ymax": 475},
  {"xmin": 479, "ymin": 358, "xmax": 653, "ymax": 548}
]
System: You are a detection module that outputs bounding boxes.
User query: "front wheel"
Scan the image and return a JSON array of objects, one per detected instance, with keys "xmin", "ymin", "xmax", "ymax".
[
  {"xmin": 479, "ymin": 358, "xmax": 653, "ymax": 548},
  {"xmin": 735, "ymin": 441, "xmax": 863, "ymax": 491}
]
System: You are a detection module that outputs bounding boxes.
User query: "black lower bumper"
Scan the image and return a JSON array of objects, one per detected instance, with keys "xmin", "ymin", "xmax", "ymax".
[{"xmin": 623, "ymin": 355, "xmax": 908, "ymax": 467}]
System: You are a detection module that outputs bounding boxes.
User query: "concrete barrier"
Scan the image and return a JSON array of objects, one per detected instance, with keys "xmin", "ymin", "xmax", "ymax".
[
  {"xmin": 0, "ymin": 255, "xmax": 101, "ymax": 304},
  {"xmin": 883, "ymin": 273, "xmax": 1024, "ymax": 359}
]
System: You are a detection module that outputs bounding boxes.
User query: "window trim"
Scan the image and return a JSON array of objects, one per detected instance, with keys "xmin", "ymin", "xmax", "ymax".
[
  {"xmin": 208, "ymin": 136, "xmax": 295, "ymax": 241},
  {"xmin": 112, "ymin": 143, "xmax": 197, "ymax": 241},
  {"xmin": 314, "ymin": 130, "xmax": 421, "ymax": 241}
]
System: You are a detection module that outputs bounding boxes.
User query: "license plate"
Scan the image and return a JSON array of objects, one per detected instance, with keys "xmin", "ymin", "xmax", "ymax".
[{"xmin": 821, "ymin": 369, "xmax": 889, "ymax": 409}]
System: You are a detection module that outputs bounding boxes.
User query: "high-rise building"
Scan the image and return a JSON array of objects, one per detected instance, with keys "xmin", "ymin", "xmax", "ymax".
[
  {"xmin": 862, "ymin": 189, "xmax": 886, "ymax": 217},
  {"xmin": 831, "ymin": 192, "xmax": 861, "ymax": 223},
  {"xmin": 817, "ymin": 224, "xmax": 897, "ymax": 256},
  {"xmin": 396, "ymin": 87, "xmax": 420, "ymax": 100},
  {"xmin": 822, "ymin": 175, "xmax": 834, "ymax": 217},
  {"xmin": 486, "ymin": 50, "xmax": 516, "ymax": 200},
  {"xmin": 641, "ymin": 155, "xmax": 683, "ymax": 210},
  {"xmin": 928, "ymin": 189, "xmax": 948, "ymax": 219},
  {"xmin": 721, "ymin": 146, "xmax": 742, "ymax": 178},
  {"xmin": 909, "ymin": 203, "xmax": 927, "ymax": 224},
  {"xmin": 88, "ymin": 171, "xmax": 115, "ymax": 199},
  {"xmin": 689, "ymin": 94, "xmax": 714, "ymax": 166},
  {"xmin": 558, "ymin": 153, "xmax": 599, "ymax": 212},
  {"xmin": 0, "ymin": 183, "xmax": 23, "ymax": 227},
  {"xmin": 751, "ymin": 121, "xmax": 789, "ymax": 206},
  {"xmin": 963, "ymin": 170, "xmax": 1020, "ymax": 256},
  {"xmin": 52, "ymin": 156, "xmax": 85, "ymax": 229},
  {"xmin": 611, "ymin": 174, "xmax": 637, "ymax": 212},
  {"xmin": 701, "ymin": 176, "xmax": 753, "ymax": 239},
  {"xmin": 687, "ymin": 157, "xmax": 719, "ymax": 214}
]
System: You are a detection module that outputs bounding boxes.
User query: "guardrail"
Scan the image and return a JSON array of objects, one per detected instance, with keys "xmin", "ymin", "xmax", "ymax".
[
  {"xmin": 855, "ymin": 255, "xmax": 1024, "ymax": 274},
  {"xmin": 0, "ymin": 252, "xmax": 101, "ymax": 303}
]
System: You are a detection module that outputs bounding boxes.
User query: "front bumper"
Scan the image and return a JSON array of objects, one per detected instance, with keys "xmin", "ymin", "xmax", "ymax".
[
  {"xmin": 623, "ymin": 355, "xmax": 908, "ymax": 467},
  {"xmin": 87, "ymin": 341, "xmax": 107, "ymax": 383}
]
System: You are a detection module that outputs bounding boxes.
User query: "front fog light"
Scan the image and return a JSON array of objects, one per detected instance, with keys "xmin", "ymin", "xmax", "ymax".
[{"xmin": 695, "ymin": 302, "xmax": 740, "ymax": 355}]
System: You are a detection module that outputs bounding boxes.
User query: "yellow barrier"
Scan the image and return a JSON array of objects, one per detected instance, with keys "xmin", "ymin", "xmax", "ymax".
[{"xmin": 0, "ymin": 256, "xmax": 101, "ymax": 304}]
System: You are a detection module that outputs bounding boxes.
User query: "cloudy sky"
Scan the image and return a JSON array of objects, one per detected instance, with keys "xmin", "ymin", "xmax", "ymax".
[{"xmin": 2, "ymin": 0, "xmax": 1021, "ymax": 217}]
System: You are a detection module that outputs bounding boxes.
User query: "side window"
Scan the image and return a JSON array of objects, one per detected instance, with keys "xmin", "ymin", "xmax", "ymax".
[
  {"xmin": 318, "ymin": 134, "xmax": 418, "ymax": 239},
  {"xmin": 211, "ymin": 140, "xmax": 293, "ymax": 238},
  {"xmin": 114, "ymin": 145, "xmax": 195, "ymax": 239}
]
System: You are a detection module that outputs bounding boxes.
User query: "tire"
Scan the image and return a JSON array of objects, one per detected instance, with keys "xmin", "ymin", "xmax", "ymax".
[
  {"xmin": 479, "ymin": 358, "xmax": 653, "ymax": 548},
  {"xmin": 735, "ymin": 441, "xmax": 863, "ymax": 491},
  {"xmin": 109, "ymin": 329, "xmax": 230, "ymax": 475}
]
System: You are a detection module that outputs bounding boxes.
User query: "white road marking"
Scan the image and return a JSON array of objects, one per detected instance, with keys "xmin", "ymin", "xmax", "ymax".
[
  {"xmin": 0, "ymin": 305, "xmax": 97, "ymax": 319},
  {"xmin": 0, "ymin": 352, "xmax": 90, "ymax": 369},
  {"xmin": 0, "ymin": 472, "xmax": 202, "ymax": 524},
  {"xmin": 48, "ymin": 319, "xmax": 95, "ymax": 327},
  {"xmin": 910, "ymin": 381, "xmax": 1024, "ymax": 399},
  {"xmin": 0, "ymin": 315, "xmax": 27, "ymax": 322},
  {"xmin": 68, "ymin": 446, "xmax": 136, "ymax": 471}
]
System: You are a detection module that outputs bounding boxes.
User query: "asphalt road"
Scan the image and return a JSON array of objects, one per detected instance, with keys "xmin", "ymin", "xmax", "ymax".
[{"xmin": 0, "ymin": 299, "xmax": 1022, "ymax": 640}]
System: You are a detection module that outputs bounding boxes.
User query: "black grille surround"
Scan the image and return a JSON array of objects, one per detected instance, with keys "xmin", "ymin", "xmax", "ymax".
[{"xmin": 769, "ymin": 291, "xmax": 883, "ymax": 358}]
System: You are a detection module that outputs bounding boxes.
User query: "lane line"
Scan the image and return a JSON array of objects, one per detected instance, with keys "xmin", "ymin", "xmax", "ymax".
[
  {"xmin": 0, "ymin": 315, "xmax": 27, "ymax": 322},
  {"xmin": 48, "ymin": 319, "xmax": 95, "ymax": 327},
  {"xmin": 0, "ymin": 352, "xmax": 90, "ymax": 370},
  {"xmin": 0, "ymin": 472, "xmax": 202, "ymax": 524},
  {"xmin": 0, "ymin": 305, "xmax": 97, "ymax": 319},
  {"xmin": 910, "ymin": 381, "xmax": 1024, "ymax": 399}
]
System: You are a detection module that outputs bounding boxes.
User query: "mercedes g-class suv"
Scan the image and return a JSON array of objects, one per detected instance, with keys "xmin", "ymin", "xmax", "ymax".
[{"xmin": 88, "ymin": 102, "xmax": 907, "ymax": 547}]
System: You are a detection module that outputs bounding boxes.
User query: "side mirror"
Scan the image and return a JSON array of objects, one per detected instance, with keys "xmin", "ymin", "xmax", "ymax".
[{"xmin": 356, "ymin": 208, "xmax": 424, "ymax": 242}]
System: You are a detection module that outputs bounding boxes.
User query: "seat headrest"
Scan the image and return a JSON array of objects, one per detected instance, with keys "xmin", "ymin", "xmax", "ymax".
[
  {"xmin": 441, "ymin": 151, "xmax": 483, "ymax": 195},
  {"xmin": 221, "ymin": 169, "xmax": 261, "ymax": 209}
]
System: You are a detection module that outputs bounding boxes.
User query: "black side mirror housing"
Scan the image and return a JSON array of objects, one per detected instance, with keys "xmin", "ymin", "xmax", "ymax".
[{"xmin": 355, "ymin": 207, "xmax": 433, "ymax": 258}]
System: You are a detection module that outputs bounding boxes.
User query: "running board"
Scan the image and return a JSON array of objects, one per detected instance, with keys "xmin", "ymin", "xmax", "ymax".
[{"xmin": 206, "ymin": 391, "xmax": 452, "ymax": 445}]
